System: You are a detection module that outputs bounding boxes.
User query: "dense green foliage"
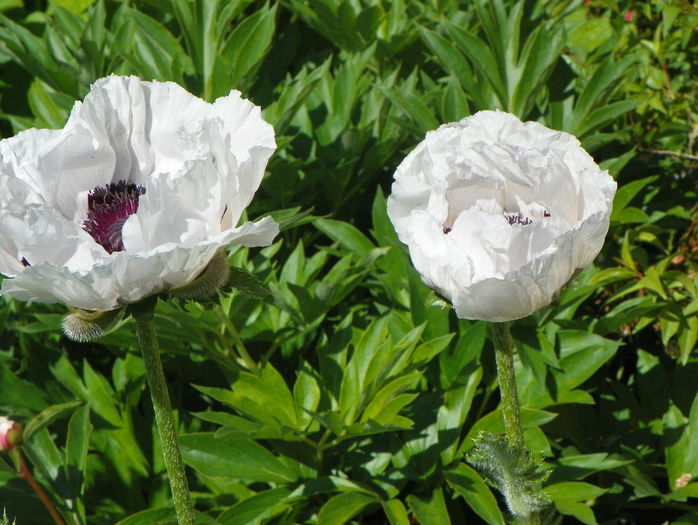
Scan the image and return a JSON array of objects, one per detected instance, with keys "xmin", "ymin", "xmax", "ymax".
[{"xmin": 0, "ymin": 0, "xmax": 697, "ymax": 523}]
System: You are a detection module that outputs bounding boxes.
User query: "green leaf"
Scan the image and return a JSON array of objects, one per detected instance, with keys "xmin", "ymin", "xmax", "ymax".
[
  {"xmin": 116, "ymin": 508, "xmax": 220, "ymax": 525},
  {"xmin": 82, "ymin": 360, "xmax": 122, "ymax": 427},
  {"xmin": 27, "ymin": 78, "xmax": 72, "ymax": 128},
  {"xmin": 599, "ymin": 148, "xmax": 636, "ymax": 178},
  {"xmin": 22, "ymin": 427, "xmax": 63, "ymax": 485},
  {"xmin": 116, "ymin": 508, "xmax": 177, "ymax": 525},
  {"xmin": 227, "ymin": 266, "xmax": 270, "ymax": 298},
  {"xmin": 553, "ymin": 331, "xmax": 622, "ymax": 393},
  {"xmin": 217, "ymin": 487, "xmax": 292, "ymax": 525},
  {"xmin": 438, "ymin": 364, "xmax": 483, "ymax": 464},
  {"xmin": 180, "ymin": 432, "xmax": 299, "ymax": 483},
  {"xmin": 571, "ymin": 55, "xmax": 638, "ymax": 132},
  {"xmin": 544, "ymin": 481, "xmax": 606, "ymax": 501},
  {"xmin": 22, "ymin": 399, "xmax": 83, "ymax": 443},
  {"xmin": 576, "ymin": 100, "xmax": 641, "ymax": 137},
  {"xmin": 195, "ymin": 364, "xmax": 298, "ymax": 429},
  {"xmin": 440, "ymin": 76, "xmax": 469, "ymax": 121},
  {"xmin": 446, "ymin": 463, "xmax": 505, "ymax": 525},
  {"xmin": 63, "ymin": 405, "xmax": 92, "ymax": 504},
  {"xmin": 263, "ymin": 58, "xmax": 329, "ymax": 134},
  {"xmin": 381, "ymin": 499, "xmax": 410, "ymax": 525},
  {"xmin": 444, "ymin": 21, "xmax": 507, "ymax": 107},
  {"xmin": 315, "ymin": 218, "xmax": 375, "ymax": 258},
  {"xmin": 0, "ymin": 363, "xmax": 48, "ymax": 412},
  {"xmin": 121, "ymin": 7, "xmax": 190, "ymax": 81},
  {"xmin": 338, "ymin": 316, "xmax": 391, "ymax": 423},
  {"xmin": 293, "ymin": 365, "xmax": 321, "ymax": 429},
  {"xmin": 51, "ymin": 0, "xmax": 95, "ymax": 14},
  {"xmin": 549, "ymin": 453, "xmax": 631, "ymax": 484},
  {"xmin": 466, "ymin": 408, "xmax": 558, "ymax": 446},
  {"xmin": 0, "ymin": 13, "xmax": 80, "ymax": 96},
  {"xmin": 316, "ymin": 492, "xmax": 378, "ymax": 525},
  {"xmin": 361, "ymin": 372, "xmax": 420, "ymax": 424},
  {"xmin": 510, "ymin": 23, "xmax": 564, "ymax": 116},
  {"xmin": 381, "ymin": 85, "xmax": 439, "ymax": 133},
  {"xmin": 406, "ymin": 488, "xmax": 451, "ymax": 525},
  {"xmin": 221, "ymin": 4, "xmax": 277, "ymax": 89},
  {"xmin": 544, "ymin": 482, "xmax": 605, "ymax": 525},
  {"xmin": 371, "ymin": 187, "xmax": 400, "ymax": 246},
  {"xmin": 0, "ymin": 0, "xmax": 22, "ymax": 12},
  {"xmin": 466, "ymin": 432, "xmax": 551, "ymax": 518},
  {"xmin": 419, "ymin": 26, "xmax": 486, "ymax": 109},
  {"xmin": 610, "ymin": 176, "xmax": 658, "ymax": 222}
]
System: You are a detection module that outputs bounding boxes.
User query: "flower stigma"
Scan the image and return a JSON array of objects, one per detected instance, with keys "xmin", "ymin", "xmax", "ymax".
[{"xmin": 83, "ymin": 181, "xmax": 146, "ymax": 253}]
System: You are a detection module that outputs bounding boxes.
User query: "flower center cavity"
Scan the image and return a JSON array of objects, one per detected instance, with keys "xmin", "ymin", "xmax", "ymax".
[{"xmin": 83, "ymin": 181, "xmax": 145, "ymax": 253}]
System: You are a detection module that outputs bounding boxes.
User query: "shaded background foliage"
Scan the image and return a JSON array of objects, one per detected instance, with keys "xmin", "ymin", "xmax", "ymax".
[{"xmin": 0, "ymin": 0, "xmax": 697, "ymax": 524}]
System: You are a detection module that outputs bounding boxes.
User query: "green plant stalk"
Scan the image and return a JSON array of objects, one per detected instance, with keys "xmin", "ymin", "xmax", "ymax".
[
  {"xmin": 490, "ymin": 322, "xmax": 524, "ymax": 448},
  {"xmin": 17, "ymin": 452, "xmax": 65, "ymax": 525},
  {"xmin": 132, "ymin": 298, "xmax": 196, "ymax": 525},
  {"xmin": 213, "ymin": 304, "xmax": 260, "ymax": 375},
  {"xmin": 490, "ymin": 323, "xmax": 546, "ymax": 525}
]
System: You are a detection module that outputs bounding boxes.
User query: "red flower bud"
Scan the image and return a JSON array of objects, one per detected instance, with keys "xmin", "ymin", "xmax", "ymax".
[{"xmin": 0, "ymin": 416, "xmax": 21, "ymax": 451}]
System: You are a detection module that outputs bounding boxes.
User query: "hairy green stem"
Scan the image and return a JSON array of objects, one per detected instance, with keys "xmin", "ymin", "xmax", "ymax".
[
  {"xmin": 491, "ymin": 323, "xmax": 546, "ymax": 525},
  {"xmin": 132, "ymin": 298, "xmax": 196, "ymax": 525},
  {"xmin": 490, "ymin": 322, "xmax": 524, "ymax": 448}
]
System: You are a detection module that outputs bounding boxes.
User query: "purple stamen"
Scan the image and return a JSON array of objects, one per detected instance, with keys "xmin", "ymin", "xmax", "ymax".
[
  {"xmin": 20, "ymin": 257, "xmax": 30, "ymax": 267},
  {"xmin": 505, "ymin": 210, "xmax": 552, "ymax": 226},
  {"xmin": 505, "ymin": 213, "xmax": 533, "ymax": 226},
  {"xmin": 443, "ymin": 227, "xmax": 452, "ymax": 234},
  {"xmin": 83, "ymin": 181, "xmax": 145, "ymax": 253}
]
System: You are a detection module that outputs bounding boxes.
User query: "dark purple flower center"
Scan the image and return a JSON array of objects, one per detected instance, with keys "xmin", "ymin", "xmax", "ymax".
[{"xmin": 82, "ymin": 181, "xmax": 145, "ymax": 253}]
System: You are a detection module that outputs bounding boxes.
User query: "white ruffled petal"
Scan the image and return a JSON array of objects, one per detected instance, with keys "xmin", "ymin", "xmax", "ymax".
[
  {"xmin": 211, "ymin": 92, "xmax": 276, "ymax": 227},
  {"xmin": 388, "ymin": 110, "xmax": 616, "ymax": 321},
  {"xmin": 0, "ymin": 75, "xmax": 277, "ymax": 312}
]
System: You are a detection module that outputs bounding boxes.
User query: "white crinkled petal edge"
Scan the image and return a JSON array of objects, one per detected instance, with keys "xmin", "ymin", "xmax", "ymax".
[
  {"xmin": 452, "ymin": 208, "xmax": 612, "ymax": 321},
  {"xmin": 0, "ymin": 75, "xmax": 279, "ymax": 311},
  {"xmin": 387, "ymin": 111, "xmax": 616, "ymax": 321},
  {"xmin": 0, "ymin": 216, "xmax": 278, "ymax": 311}
]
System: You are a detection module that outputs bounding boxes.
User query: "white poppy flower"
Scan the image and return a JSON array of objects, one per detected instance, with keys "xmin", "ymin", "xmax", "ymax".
[
  {"xmin": 0, "ymin": 75, "xmax": 278, "ymax": 312},
  {"xmin": 387, "ymin": 110, "xmax": 616, "ymax": 322}
]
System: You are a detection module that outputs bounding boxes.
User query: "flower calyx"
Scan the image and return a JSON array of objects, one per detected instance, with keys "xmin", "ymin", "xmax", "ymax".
[
  {"xmin": 62, "ymin": 307, "xmax": 123, "ymax": 343},
  {"xmin": 168, "ymin": 250, "xmax": 231, "ymax": 302},
  {"xmin": 466, "ymin": 431, "xmax": 553, "ymax": 520}
]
